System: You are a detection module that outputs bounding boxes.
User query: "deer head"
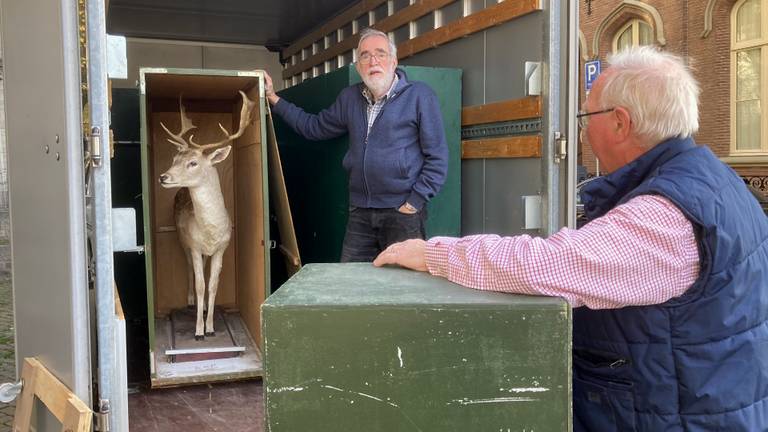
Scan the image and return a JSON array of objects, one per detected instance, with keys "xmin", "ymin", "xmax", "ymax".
[{"xmin": 158, "ymin": 91, "xmax": 255, "ymax": 189}]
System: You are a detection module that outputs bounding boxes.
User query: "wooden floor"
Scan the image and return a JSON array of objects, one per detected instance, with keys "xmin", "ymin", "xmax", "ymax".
[{"xmin": 128, "ymin": 379, "xmax": 264, "ymax": 431}]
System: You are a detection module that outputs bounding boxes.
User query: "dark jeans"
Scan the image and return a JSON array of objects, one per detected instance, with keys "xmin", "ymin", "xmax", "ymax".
[{"xmin": 340, "ymin": 207, "xmax": 427, "ymax": 262}]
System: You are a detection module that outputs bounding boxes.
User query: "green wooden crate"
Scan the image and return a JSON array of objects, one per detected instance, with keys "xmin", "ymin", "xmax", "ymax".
[
  {"xmin": 274, "ymin": 66, "xmax": 462, "ymax": 263},
  {"xmin": 262, "ymin": 263, "xmax": 572, "ymax": 431}
]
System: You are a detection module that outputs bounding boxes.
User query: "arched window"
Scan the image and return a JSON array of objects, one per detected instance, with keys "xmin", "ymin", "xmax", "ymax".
[
  {"xmin": 732, "ymin": 0, "xmax": 768, "ymax": 154},
  {"xmin": 613, "ymin": 19, "xmax": 653, "ymax": 52}
]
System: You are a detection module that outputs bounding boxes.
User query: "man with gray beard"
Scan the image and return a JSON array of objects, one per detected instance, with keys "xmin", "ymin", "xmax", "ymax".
[{"xmin": 264, "ymin": 28, "xmax": 448, "ymax": 262}]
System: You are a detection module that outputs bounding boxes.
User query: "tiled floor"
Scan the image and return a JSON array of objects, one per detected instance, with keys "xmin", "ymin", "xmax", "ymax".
[{"xmin": 128, "ymin": 379, "xmax": 265, "ymax": 432}]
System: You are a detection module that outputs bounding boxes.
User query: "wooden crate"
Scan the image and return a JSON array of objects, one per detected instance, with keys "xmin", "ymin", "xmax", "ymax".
[
  {"xmin": 140, "ymin": 68, "xmax": 296, "ymax": 387},
  {"xmin": 263, "ymin": 263, "xmax": 572, "ymax": 431}
]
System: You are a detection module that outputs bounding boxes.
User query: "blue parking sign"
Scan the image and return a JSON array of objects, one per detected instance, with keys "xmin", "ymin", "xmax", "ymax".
[{"xmin": 585, "ymin": 60, "xmax": 601, "ymax": 91}]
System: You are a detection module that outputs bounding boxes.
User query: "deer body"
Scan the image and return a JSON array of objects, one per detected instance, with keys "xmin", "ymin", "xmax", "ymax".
[{"xmin": 158, "ymin": 91, "xmax": 253, "ymax": 340}]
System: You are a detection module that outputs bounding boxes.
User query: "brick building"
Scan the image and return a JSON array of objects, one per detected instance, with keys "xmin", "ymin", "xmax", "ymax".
[{"xmin": 579, "ymin": 0, "xmax": 768, "ymax": 193}]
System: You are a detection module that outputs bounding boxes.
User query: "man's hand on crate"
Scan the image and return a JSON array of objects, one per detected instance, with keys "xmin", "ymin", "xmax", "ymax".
[{"xmin": 373, "ymin": 239, "xmax": 427, "ymax": 272}]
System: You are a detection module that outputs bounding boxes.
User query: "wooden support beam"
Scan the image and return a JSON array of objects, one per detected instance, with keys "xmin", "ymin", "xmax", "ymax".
[
  {"xmin": 13, "ymin": 358, "xmax": 92, "ymax": 432},
  {"xmin": 282, "ymin": 0, "xmax": 542, "ymax": 80},
  {"xmin": 462, "ymin": 96, "xmax": 541, "ymax": 126},
  {"xmin": 398, "ymin": 0, "xmax": 541, "ymax": 59},
  {"xmin": 462, "ymin": 135, "xmax": 541, "ymax": 159},
  {"xmin": 282, "ymin": 0, "xmax": 454, "ymax": 79},
  {"xmin": 283, "ymin": 0, "xmax": 388, "ymax": 59},
  {"xmin": 374, "ymin": 0, "xmax": 456, "ymax": 33},
  {"xmin": 283, "ymin": 38, "xmax": 359, "ymax": 79}
]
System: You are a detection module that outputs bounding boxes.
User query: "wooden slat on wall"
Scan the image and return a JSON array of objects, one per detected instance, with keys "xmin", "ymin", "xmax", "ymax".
[
  {"xmin": 282, "ymin": 0, "xmax": 542, "ymax": 80},
  {"xmin": 398, "ymin": 0, "xmax": 541, "ymax": 59},
  {"xmin": 282, "ymin": 0, "xmax": 454, "ymax": 79},
  {"xmin": 462, "ymin": 96, "xmax": 541, "ymax": 126},
  {"xmin": 283, "ymin": 37, "xmax": 360, "ymax": 79},
  {"xmin": 283, "ymin": 0, "xmax": 388, "ymax": 59},
  {"xmin": 462, "ymin": 136, "xmax": 541, "ymax": 159},
  {"xmin": 374, "ymin": 0, "xmax": 456, "ymax": 33}
]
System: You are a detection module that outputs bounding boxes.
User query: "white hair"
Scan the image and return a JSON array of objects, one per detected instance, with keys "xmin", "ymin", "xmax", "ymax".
[
  {"xmin": 357, "ymin": 28, "xmax": 397, "ymax": 58},
  {"xmin": 599, "ymin": 46, "xmax": 700, "ymax": 146}
]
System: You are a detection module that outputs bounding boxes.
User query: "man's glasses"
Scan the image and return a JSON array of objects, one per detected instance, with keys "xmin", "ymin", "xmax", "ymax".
[
  {"xmin": 358, "ymin": 52, "xmax": 390, "ymax": 65},
  {"xmin": 576, "ymin": 108, "xmax": 615, "ymax": 128}
]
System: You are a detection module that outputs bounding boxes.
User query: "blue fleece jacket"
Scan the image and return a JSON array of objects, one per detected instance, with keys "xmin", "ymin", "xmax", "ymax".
[{"xmin": 272, "ymin": 68, "xmax": 448, "ymax": 210}]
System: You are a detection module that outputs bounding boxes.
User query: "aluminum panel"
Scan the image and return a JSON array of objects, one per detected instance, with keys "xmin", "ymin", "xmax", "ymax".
[
  {"xmin": 484, "ymin": 12, "xmax": 544, "ymax": 102},
  {"xmin": 400, "ymin": 34, "xmax": 485, "ymax": 106},
  {"xmin": 484, "ymin": 158, "xmax": 542, "ymax": 235},
  {"xmin": 1, "ymin": 0, "xmax": 91, "ymax": 402},
  {"xmin": 460, "ymin": 160, "xmax": 486, "ymax": 235}
]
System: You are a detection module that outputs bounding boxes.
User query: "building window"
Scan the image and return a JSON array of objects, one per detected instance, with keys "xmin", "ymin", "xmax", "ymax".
[
  {"xmin": 612, "ymin": 19, "xmax": 653, "ymax": 52},
  {"xmin": 732, "ymin": 0, "xmax": 768, "ymax": 154}
]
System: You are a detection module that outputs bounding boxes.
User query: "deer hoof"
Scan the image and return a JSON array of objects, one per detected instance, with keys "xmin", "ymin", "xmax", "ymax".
[
  {"xmin": 205, "ymin": 331, "xmax": 215, "ymax": 337},
  {"xmin": 195, "ymin": 335, "xmax": 204, "ymax": 341}
]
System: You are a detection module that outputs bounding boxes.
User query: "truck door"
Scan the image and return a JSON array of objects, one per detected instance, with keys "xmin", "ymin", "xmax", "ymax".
[{"xmin": 1, "ymin": 0, "xmax": 128, "ymax": 429}]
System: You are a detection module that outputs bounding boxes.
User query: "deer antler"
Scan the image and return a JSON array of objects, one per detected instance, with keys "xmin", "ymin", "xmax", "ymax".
[
  {"xmin": 190, "ymin": 91, "xmax": 255, "ymax": 150},
  {"xmin": 160, "ymin": 94, "xmax": 197, "ymax": 150}
]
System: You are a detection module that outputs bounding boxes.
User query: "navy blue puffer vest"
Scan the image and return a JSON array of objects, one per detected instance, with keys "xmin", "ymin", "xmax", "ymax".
[{"xmin": 573, "ymin": 137, "xmax": 768, "ymax": 431}]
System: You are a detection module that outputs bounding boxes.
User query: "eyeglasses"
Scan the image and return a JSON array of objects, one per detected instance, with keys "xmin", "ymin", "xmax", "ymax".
[
  {"xmin": 576, "ymin": 108, "xmax": 615, "ymax": 129},
  {"xmin": 358, "ymin": 52, "xmax": 390, "ymax": 65}
]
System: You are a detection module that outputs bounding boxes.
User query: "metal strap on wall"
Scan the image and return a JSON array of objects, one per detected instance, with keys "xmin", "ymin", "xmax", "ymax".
[{"xmin": 86, "ymin": 0, "xmax": 128, "ymax": 429}]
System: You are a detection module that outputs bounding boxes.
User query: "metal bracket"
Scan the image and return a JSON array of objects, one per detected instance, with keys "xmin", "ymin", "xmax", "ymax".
[
  {"xmin": 525, "ymin": 61, "xmax": 542, "ymax": 96},
  {"xmin": 94, "ymin": 399, "xmax": 110, "ymax": 432},
  {"xmin": 90, "ymin": 127, "xmax": 103, "ymax": 167},
  {"xmin": 0, "ymin": 380, "xmax": 23, "ymax": 403},
  {"xmin": 554, "ymin": 131, "xmax": 567, "ymax": 163}
]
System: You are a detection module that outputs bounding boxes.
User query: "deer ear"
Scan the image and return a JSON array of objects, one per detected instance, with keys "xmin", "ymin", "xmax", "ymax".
[{"xmin": 208, "ymin": 146, "xmax": 232, "ymax": 165}]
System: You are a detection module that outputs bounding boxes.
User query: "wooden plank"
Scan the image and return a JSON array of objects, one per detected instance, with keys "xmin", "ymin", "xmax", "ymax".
[
  {"xmin": 462, "ymin": 96, "xmax": 541, "ymax": 126},
  {"xmin": 283, "ymin": 0, "xmax": 452, "ymax": 62},
  {"xmin": 12, "ymin": 359, "xmax": 36, "ymax": 432},
  {"xmin": 283, "ymin": 0, "xmax": 388, "ymax": 59},
  {"xmin": 13, "ymin": 358, "xmax": 92, "ymax": 432},
  {"xmin": 266, "ymin": 106, "xmax": 302, "ymax": 276},
  {"xmin": 399, "ymin": 0, "xmax": 541, "ymax": 59},
  {"xmin": 283, "ymin": 0, "xmax": 541, "ymax": 79},
  {"xmin": 461, "ymin": 135, "xmax": 541, "ymax": 159},
  {"xmin": 374, "ymin": 0, "xmax": 455, "ymax": 34},
  {"xmin": 283, "ymin": 37, "xmax": 359, "ymax": 80}
]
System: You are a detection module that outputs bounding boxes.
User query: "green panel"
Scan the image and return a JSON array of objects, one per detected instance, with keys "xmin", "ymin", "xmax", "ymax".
[
  {"xmin": 274, "ymin": 65, "xmax": 461, "ymax": 263},
  {"xmin": 262, "ymin": 264, "xmax": 572, "ymax": 431},
  {"xmin": 274, "ymin": 68, "xmax": 353, "ymax": 264},
  {"xmin": 383, "ymin": 66, "xmax": 462, "ymax": 239}
]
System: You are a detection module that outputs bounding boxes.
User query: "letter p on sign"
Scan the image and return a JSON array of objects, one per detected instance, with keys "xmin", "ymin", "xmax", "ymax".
[{"xmin": 585, "ymin": 60, "xmax": 601, "ymax": 91}]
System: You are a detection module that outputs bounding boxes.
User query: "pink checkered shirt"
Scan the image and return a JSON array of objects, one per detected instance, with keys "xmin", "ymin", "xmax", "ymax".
[{"xmin": 425, "ymin": 195, "xmax": 700, "ymax": 309}]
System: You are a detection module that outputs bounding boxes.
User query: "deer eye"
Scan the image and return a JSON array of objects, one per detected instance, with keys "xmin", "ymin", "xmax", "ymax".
[{"xmin": 188, "ymin": 160, "xmax": 198, "ymax": 168}]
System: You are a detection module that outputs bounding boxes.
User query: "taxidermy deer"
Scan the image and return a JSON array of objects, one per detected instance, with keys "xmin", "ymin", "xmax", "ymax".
[{"xmin": 158, "ymin": 91, "xmax": 255, "ymax": 340}]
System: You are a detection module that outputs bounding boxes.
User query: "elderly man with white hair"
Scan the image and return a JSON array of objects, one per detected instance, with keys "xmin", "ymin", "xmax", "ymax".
[
  {"xmin": 262, "ymin": 28, "xmax": 448, "ymax": 263},
  {"xmin": 375, "ymin": 47, "xmax": 768, "ymax": 431}
]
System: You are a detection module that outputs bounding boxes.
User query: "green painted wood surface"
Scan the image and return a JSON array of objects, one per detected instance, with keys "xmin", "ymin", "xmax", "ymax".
[
  {"xmin": 262, "ymin": 263, "xmax": 572, "ymax": 431},
  {"xmin": 274, "ymin": 66, "xmax": 462, "ymax": 263}
]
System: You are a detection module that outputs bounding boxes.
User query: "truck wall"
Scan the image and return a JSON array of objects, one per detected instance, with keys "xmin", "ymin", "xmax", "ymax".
[
  {"xmin": 400, "ymin": 12, "xmax": 545, "ymax": 236},
  {"xmin": 110, "ymin": 39, "xmax": 283, "ymax": 91}
]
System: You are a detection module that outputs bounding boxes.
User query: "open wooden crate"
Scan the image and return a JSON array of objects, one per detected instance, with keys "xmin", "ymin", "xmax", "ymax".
[{"xmin": 139, "ymin": 68, "xmax": 297, "ymax": 387}]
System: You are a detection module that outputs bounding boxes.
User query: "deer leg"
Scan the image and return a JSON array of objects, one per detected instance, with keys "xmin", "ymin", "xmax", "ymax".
[
  {"xmin": 184, "ymin": 248, "xmax": 195, "ymax": 308},
  {"xmin": 205, "ymin": 250, "xmax": 225, "ymax": 336},
  {"xmin": 191, "ymin": 251, "xmax": 206, "ymax": 340}
]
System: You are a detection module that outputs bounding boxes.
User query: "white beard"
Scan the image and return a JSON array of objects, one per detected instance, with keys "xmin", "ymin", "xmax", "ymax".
[{"xmin": 362, "ymin": 68, "xmax": 395, "ymax": 98}]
